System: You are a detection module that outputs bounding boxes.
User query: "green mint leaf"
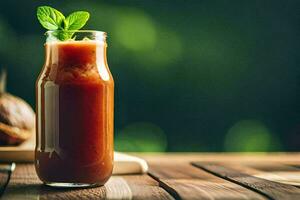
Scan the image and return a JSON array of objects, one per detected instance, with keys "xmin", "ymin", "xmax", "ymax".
[
  {"xmin": 65, "ymin": 11, "xmax": 90, "ymax": 30},
  {"xmin": 37, "ymin": 6, "xmax": 90, "ymax": 41},
  {"xmin": 37, "ymin": 6, "xmax": 65, "ymax": 30}
]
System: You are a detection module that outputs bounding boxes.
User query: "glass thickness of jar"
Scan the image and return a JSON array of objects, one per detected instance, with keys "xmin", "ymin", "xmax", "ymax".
[{"xmin": 35, "ymin": 30, "xmax": 114, "ymax": 188}]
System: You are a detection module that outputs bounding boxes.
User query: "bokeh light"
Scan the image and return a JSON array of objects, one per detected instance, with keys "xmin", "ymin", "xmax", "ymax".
[
  {"xmin": 135, "ymin": 28, "xmax": 182, "ymax": 68},
  {"xmin": 114, "ymin": 9, "xmax": 157, "ymax": 52},
  {"xmin": 224, "ymin": 120, "xmax": 281, "ymax": 152},
  {"xmin": 115, "ymin": 122, "xmax": 167, "ymax": 152}
]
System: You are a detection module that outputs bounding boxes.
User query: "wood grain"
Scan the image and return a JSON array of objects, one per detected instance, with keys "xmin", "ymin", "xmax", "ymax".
[
  {"xmin": 193, "ymin": 162, "xmax": 300, "ymax": 200},
  {"xmin": 148, "ymin": 162, "xmax": 266, "ymax": 200},
  {"xmin": 2, "ymin": 164, "xmax": 174, "ymax": 200},
  {"xmin": 121, "ymin": 175, "xmax": 174, "ymax": 200},
  {"xmin": 3, "ymin": 154, "xmax": 300, "ymax": 200},
  {"xmin": 137, "ymin": 153, "xmax": 300, "ymax": 163},
  {"xmin": 222, "ymin": 162, "xmax": 300, "ymax": 186}
]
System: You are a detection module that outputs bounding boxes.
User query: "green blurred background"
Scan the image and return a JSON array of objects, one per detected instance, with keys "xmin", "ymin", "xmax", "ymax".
[{"xmin": 0, "ymin": 0, "xmax": 299, "ymax": 152}]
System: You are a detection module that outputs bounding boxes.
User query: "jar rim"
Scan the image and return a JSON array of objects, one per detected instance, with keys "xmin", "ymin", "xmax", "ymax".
[{"xmin": 45, "ymin": 30, "xmax": 107, "ymax": 42}]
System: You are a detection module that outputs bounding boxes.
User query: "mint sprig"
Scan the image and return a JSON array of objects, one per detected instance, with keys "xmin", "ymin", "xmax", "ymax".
[{"xmin": 37, "ymin": 6, "xmax": 90, "ymax": 41}]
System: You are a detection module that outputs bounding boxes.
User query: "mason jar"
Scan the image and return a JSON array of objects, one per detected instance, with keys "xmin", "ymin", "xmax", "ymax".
[{"xmin": 35, "ymin": 30, "xmax": 114, "ymax": 187}]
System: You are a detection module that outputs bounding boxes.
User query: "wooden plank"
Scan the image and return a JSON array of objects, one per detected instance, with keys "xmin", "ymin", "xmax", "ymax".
[
  {"xmin": 121, "ymin": 175, "xmax": 174, "ymax": 200},
  {"xmin": 137, "ymin": 153, "xmax": 300, "ymax": 163},
  {"xmin": 193, "ymin": 162, "xmax": 300, "ymax": 200},
  {"xmin": 223, "ymin": 162, "xmax": 300, "ymax": 186},
  {"xmin": 2, "ymin": 164, "xmax": 173, "ymax": 200},
  {"xmin": 148, "ymin": 162, "xmax": 266, "ymax": 200}
]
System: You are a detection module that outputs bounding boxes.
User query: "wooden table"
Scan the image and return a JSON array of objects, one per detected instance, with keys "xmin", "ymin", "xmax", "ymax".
[{"xmin": 1, "ymin": 153, "xmax": 300, "ymax": 200}]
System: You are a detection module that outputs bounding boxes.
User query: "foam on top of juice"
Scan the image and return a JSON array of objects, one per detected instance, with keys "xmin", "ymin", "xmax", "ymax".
[{"xmin": 45, "ymin": 40, "xmax": 109, "ymax": 83}]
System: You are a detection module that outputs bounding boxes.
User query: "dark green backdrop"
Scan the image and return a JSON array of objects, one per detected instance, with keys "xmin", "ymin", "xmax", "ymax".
[{"xmin": 0, "ymin": 0, "xmax": 299, "ymax": 152}]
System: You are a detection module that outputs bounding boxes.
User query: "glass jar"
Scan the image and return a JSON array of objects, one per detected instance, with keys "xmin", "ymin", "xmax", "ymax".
[{"xmin": 35, "ymin": 30, "xmax": 114, "ymax": 187}]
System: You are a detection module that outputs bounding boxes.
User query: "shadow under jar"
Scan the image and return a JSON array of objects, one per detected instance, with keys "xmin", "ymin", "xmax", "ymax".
[{"xmin": 35, "ymin": 30, "xmax": 114, "ymax": 188}]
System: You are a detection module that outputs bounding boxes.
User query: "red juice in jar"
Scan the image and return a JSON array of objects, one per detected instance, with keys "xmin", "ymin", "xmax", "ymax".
[{"xmin": 35, "ymin": 31, "xmax": 114, "ymax": 187}]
